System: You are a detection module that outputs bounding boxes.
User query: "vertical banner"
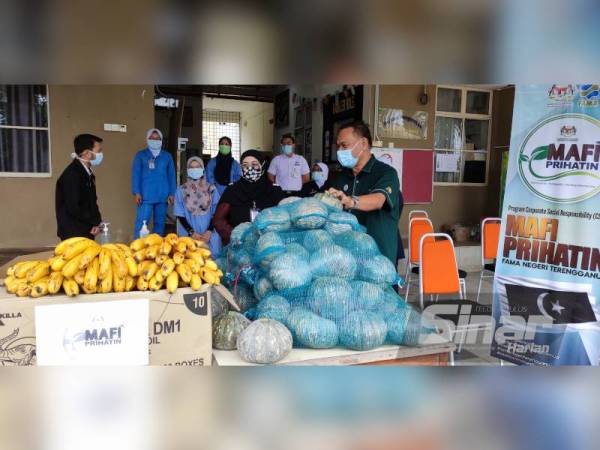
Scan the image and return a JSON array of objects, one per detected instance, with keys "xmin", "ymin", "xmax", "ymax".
[{"xmin": 491, "ymin": 84, "xmax": 600, "ymax": 365}]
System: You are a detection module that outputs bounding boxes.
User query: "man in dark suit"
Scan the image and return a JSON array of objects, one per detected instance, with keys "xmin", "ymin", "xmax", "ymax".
[{"xmin": 55, "ymin": 134, "xmax": 104, "ymax": 240}]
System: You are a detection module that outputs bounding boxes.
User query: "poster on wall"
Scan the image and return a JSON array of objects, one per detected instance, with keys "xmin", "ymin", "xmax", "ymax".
[
  {"xmin": 377, "ymin": 108, "xmax": 428, "ymax": 140},
  {"xmin": 491, "ymin": 84, "xmax": 600, "ymax": 365},
  {"xmin": 372, "ymin": 147, "xmax": 403, "ymax": 187},
  {"xmin": 322, "ymin": 86, "xmax": 364, "ymax": 163}
]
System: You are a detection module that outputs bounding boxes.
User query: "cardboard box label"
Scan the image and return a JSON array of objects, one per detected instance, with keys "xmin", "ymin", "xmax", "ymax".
[{"xmin": 183, "ymin": 292, "xmax": 208, "ymax": 316}]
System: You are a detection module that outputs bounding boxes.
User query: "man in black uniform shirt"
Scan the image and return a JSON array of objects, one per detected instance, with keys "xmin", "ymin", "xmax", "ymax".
[{"xmin": 55, "ymin": 134, "xmax": 104, "ymax": 240}]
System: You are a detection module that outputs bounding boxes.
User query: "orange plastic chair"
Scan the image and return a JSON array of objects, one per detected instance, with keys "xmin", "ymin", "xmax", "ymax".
[
  {"xmin": 418, "ymin": 233, "xmax": 465, "ymax": 311},
  {"xmin": 404, "ymin": 217, "xmax": 434, "ymax": 299},
  {"xmin": 476, "ymin": 218, "xmax": 501, "ymax": 302},
  {"xmin": 408, "ymin": 210, "xmax": 428, "ymax": 222}
]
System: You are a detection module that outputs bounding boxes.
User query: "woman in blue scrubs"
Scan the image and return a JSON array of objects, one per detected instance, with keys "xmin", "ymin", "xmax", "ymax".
[
  {"xmin": 131, "ymin": 128, "xmax": 176, "ymax": 237},
  {"xmin": 174, "ymin": 156, "xmax": 222, "ymax": 256}
]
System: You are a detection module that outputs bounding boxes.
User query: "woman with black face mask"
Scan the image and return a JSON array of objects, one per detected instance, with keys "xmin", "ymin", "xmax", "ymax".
[{"xmin": 212, "ymin": 149, "xmax": 285, "ymax": 245}]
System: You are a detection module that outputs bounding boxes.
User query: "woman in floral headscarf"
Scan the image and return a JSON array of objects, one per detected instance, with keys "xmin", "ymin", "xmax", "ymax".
[{"xmin": 174, "ymin": 156, "xmax": 222, "ymax": 256}]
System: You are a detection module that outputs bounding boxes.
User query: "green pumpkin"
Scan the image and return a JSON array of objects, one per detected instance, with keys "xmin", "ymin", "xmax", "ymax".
[
  {"xmin": 237, "ymin": 319, "xmax": 293, "ymax": 364},
  {"xmin": 213, "ymin": 311, "xmax": 250, "ymax": 350}
]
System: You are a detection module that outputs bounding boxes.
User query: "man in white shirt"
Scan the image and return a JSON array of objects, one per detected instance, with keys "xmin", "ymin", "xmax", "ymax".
[{"xmin": 267, "ymin": 133, "xmax": 310, "ymax": 192}]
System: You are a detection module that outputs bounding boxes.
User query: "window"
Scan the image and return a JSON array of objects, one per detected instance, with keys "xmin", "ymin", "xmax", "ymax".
[
  {"xmin": 0, "ymin": 85, "xmax": 50, "ymax": 176},
  {"xmin": 434, "ymin": 86, "xmax": 492, "ymax": 185},
  {"xmin": 202, "ymin": 110, "xmax": 241, "ymax": 160}
]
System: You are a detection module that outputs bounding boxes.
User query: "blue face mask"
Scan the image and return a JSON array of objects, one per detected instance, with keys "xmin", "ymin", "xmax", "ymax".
[
  {"xmin": 281, "ymin": 144, "xmax": 293, "ymax": 155},
  {"xmin": 187, "ymin": 167, "xmax": 204, "ymax": 180},
  {"xmin": 147, "ymin": 139, "xmax": 162, "ymax": 153},
  {"xmin": 312, "ymin": 171, "xmax": 324, "ymax": 182},
  {"xmin": 337, "ymin": 141, "xmax": 362, "ymax": 168},
  {"xmin": 90, "ymin": 152, "xmax": 103, "ymax": 166}
]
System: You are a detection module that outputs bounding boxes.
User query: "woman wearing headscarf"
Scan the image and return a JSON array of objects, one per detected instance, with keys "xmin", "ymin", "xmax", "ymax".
[
  {"xmin": 131, "ymin": 128, "xmax": 176, "ymax": 238},
  {"xmin": 212, "ymin": 149, "xmax": 286, "ymax": 245},
  {"xmin": 300, "ymin": 162, "xmax": 331, "ymax": 197},
  {"xmin": 174, "ymin": 157, "xmax": 222, "ymax": 256},
  {"xmin": 205, "ymin": 136, "xmax": 242, "ymax": 195}
]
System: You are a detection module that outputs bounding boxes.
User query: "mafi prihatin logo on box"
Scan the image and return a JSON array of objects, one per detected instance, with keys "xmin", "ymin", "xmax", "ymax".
[{"xmin": 518, "ymin": 113, "xmax": 600, "ymax": 203}]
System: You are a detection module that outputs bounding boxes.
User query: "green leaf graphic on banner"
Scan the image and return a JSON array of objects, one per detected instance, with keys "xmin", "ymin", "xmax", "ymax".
[
  {"xmin": 519, "ymin": 153, "xmax": 529, "ymax": 162},
  {"xmin": 532, "ymin": 145, "xmax": 549, "ymax": 160}
]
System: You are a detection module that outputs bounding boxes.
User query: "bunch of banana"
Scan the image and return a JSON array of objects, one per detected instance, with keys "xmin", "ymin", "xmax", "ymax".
[{"xmin": 2, "ymin": 233, "xmax": 222, "ymax": 298}]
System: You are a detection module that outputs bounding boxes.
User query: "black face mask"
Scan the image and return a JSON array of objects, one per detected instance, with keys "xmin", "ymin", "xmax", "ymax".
[{"xmin": 241, "ymin": 166, "xmax": 263, "ymax": 182}]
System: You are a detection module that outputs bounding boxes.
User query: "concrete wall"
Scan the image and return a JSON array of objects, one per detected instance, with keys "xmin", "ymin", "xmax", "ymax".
[{"xmin": 0, "ymin": 85, "xmax": 155, "ymax": 248}]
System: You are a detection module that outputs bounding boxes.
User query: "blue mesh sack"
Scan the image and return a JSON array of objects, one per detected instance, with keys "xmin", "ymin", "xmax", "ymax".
[
  {"xmin": 230, "ymin": 222, "xmax": 253, "ymax": 248},
  {"xmin": 334, "ymin": 231, "xmax": 380, "ymax": 260},
  {"xmin": 285, "ymin": 242, "xmax": 309, "ymax": 260},
  {"xmin": 254, "ymin": 232, "xmax": 286, "ymax": 268},
  {"xmin": 302, "ymin": 229, "xmax": 333, "ymax": 252},
  {"xmin": 232, "ymin": 249, "xmax": 253, "ymax": 270},
  {"xmin": 309, "ymin": 244, "xmax": 357, "ymax": 279},
  {"xmin": 277, "ymin": 284, "xmax": 312, "ymax": 309},
  {"xmin": 314, "ymin": 192, "xmax": 343, "ymax": 211},
  {"xmin": 291, "ymin": 310, "xmax": 339, "ymax": 349},
  {"xmin": 279, "ymin": 196, "xmax": 302, "ymax": 206},
  {"xmin": 379, "ymin": 287, "xmax": 405, "ymax": 314},
  {"xmin": 350, "ymin": 280, "xmax": 385, "ymax": 311},
  {"xmin": 338, "ymin": 311, "xmax": 388, "ymax": 351},
  {"xmin": 289, "ymin": 198, "xmax": 329, "ymax": 229},
  {"xmin": 384, "ymin": 304, "xmax": 431, "ymax": 346},
  {"xmin": 256, "ymin": 294, "xmax": 292, "ymax": 323},
  {"xmin": 285, "ymin": 307, "xmax": 314, "ymax": 345},
  {"xmin": 324, "ymin": 212, "xmax": 360, "ymax": 235},
  {"xmin": 215, "ymin": 256, "xmax": 228, "ymax": 273},
  {"xmin": 268, "ymin": 251, "xmax": 312, "ymax": 290},
  {"xmin": 232, "ymin": 282, "xmax": 259, "ymax": 313},
  {"xmin": 254, "ymin": 206, "xmax": 291, "ymax": 234},
  {"xmin": 278, "ymin": 230, "xmax": 306, "ymax": 245},
  {"xmin": 358, "ymin": 254, "xmax": 399, "ymax": 285},
  {"xmin": 253, "ymin": 276, "xmax": 274, "ymax": 300},
  {"xmin": 241, "ymin": 225, "xmax": 260, "ymax": 253},
  {"xmin": 307, "ymin": 277, "xmax": 356, "ymax": 321}
]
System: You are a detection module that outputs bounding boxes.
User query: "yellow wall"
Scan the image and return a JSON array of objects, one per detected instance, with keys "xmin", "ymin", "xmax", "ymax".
[{"xmin": 0, "ymin": 85, "xmax": 155, "ymax": 248}]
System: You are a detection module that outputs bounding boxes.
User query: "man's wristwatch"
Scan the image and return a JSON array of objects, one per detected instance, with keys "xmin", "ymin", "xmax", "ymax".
[{"xmin": 351, "ymin": 195, "xmax": 360, "ymax": 210}]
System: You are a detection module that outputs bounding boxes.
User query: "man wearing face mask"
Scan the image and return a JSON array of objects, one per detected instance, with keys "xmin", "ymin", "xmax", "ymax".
[
  {"xmin": 55, "ymin": 134, "xmax": 104, "ymax": 240},
  {"xmin": 328, "ymin": 121, "xmax": 400, "ymax": 264},
  {"xmin": 131, "ymin": 128, "xmax": 176, "ymax": 238},
  {"xmin": 267, "ymin": 133, "xmax": 310, "ymax": 193}
]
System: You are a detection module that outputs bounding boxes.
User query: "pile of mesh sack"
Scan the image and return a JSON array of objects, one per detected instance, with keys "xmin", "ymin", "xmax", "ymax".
[{"xmin": 217, "ymin": 195, "xmax": 435, "ymax": 352}]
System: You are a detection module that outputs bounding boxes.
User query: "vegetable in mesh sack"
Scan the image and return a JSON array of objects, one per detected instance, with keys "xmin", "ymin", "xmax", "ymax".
[
  {"xmin": 324, "ymin": 212, "xmax": 360, "ymax": 235},
  {"xmin": 276, "ymin": 284, "xmax": 312, "ymax": 309},
  {"xmin": 379, "ymin": 287, "xmax": 405, "ymax": 314},
  {"xmin": 289, "ymin": 198, "xmax": 328, "ymax": 229},
  {"xmin": 211, "ymin": 287, "xmax": 230, "ymax": 318},
  {"xmin": 302, "ymin": 229, "xmax": 333, "ymax": 252},
  {"xmin": 314, "ymin": 192, "xmax": 343, "ymax": 210},
  {"xmin": 307, "ymin": 277, "xmax": 356, "ymax": 321},
  {"xmin": 286, "ymin": 242, "xmax": 309, "ymax": 260},
  {"xmin": 254, "ymin": 232, "xmax": 286, "ymax": 268},
  {"xmin": 290, "ymin": 310, "xmax": 339, "ymax": 349},
  {"xmin": 285, "ymin": 307, "xmax": 314, "ymax": 346},
  {"xmin": 232, "ymin": 282, "xmax": 258, "ymax": 313},
  {"xmin": 309, "ymin": 244, "xmax": 357, "ymax": 279},
  {"xmin": 350, "ymin": 280, "xmax": 385, "ymax": 311},
  {"xmin": 334, "ymin": 231, "xmax": 380, "ymax": 259},
  {"xmin": 213, "ymin": 311, "xmax": 251, "ymax": 350},
  {"xmin": 268, "ymin": 251, "xmax": 312, "ymax": 290},
  {"xmin": 256, "ymin": 294, "xmax": 292, "ymax": 323},
  {"xmin": 230, "ymin": 222, "xmax": 253, "ymax": 247},
  {"xmin": 253, "ymin": 276, "xmax": 273, "ymax": 300},
  {"xmin": 241, "ymin": 225, "xmax": 260, "ymax": 253},
  {"xmin": 278, "ymin": 230, "xmax": 306, "ymax": 245},
  {"xmin": 279, "ymin": 196, "xmax": 302, "ymax": 206},
  {"xmin": 338, "ymin": 311, "xmax": 388, "ymax": 351},
  {"xmin": 358, "ymin": 254, "xmax": 399, "ymax": 285},
  {"xmin": 254, "ymin": 206, "xmax": 291, "ymax": 234},
  {"xmin": 384, "ymin": 303, "xmax": 431, "ymax": 346}
]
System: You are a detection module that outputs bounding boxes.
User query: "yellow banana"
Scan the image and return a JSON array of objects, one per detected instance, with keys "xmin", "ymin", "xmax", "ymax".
[
  {"xmin": 145, "ymin": 244, "xmax": 160, "ymax": 260},
  {"xmin": 48, "ymin": 272, "xmax": 64, "ymax": 294},
  {"xmin": 16, "ymin": 283, "xmax": 32, "ymax": 297},
  {"xmin": 190, "ymin": 274, "xmax": 202, "ymax": 291},
  {"xmin": 138, "ymin": 260, "xmax": 152, "ymax": 274},
  {"xmin": 50, "ymin": 256, "xmax": 68, "ymax": 272},
  {"xmin": 4, "ymin": 276, "xmax": 18, "ymax": 294},
  {"xmin": 78, "ymin": 244, "xmax": 101, "ymax": 269},
  {"xmin": 143, "ymin": 262, "xmax": 158, "ymax": 281},
  {"xmin": 62, "ymin": 253, "xmax": 84, "ymax": 279},
  {"xmin": 136, "ymin": 276, "xmax": 149, "ymax": 291},
  {"xmin": 98, "ymin": 249, "xmax": 112, "ymax": 280},
  {"xmin": 113, "ymin": 272, "xmax": 126, "ymax": 293},
  {"xmin": 98, "ymin": 265, "xmax": 113, "ymax": 293},
  {"xmin": 110, "ymin": 251, "xmax": 128, "ymax": 278},
  {"xmin": 130, "ymin": 237, "xmax": 146, "ymax": 251},
  {"xmin": 14, "ymin": 261, "xmax": 42, "ymax": 279},
  {"xmin": 166, "ymin": 233, "xmax": 179, "ymax": 246},
  {"xmin": 55, "ymin": 236, "xmax": 87, "ymax": 256},
  {"xmin": 160, "ymin": 258, "xmax": 175, "ymax": 277},
  {"xmin": 186, "ymin": 251, "xmax": 205, "ymax": 267},
  {"xmin": 31, "ymin": 277, "xmax": 50, "ymax": 298},
  {"xmin": 175, "ymin": 264, "xmax": 192, "ymax": 283},
  {"xmin": 155, "ymin": 254, "xmax": 168, "ymax": 266},
  {"xmin": 74, "ymin": 270, "xmax": 86, "ymax": 286},
  {"xmin": 63, "ymin": 238, "xmax": 96, "ymax": 260},
  {"xmin": 184, "ymin": 258, "xmax": 201, "ymax": 274},
  {"xmin": 149, "ymin": 275, "xmax": 163, "ymax": 291},
  {"xmin": 155, "ymin": 270, "xmax": 165, "ymax": 284},
  {"xmin": 204, "ymin": 259, "xmax": 218, "ymax": 271},
  {"xmin": 173, "ymin": 252, "xmax": 185, "ymax": 265},
  {"xmin": 63, "ymin": 278, "xmax": 79, "ymax": 296},
  {"xmin": 101, "ymin": 243, "xmax": 120, "ymax": 252},
  {"xmin": 82, "ymin": 284, "xmax": 97, "ymax": 295},
  {"xmin": 27, "ymin": 261, "xmax": 50, "ymax": 283},
  {"xmin": 179, "ymin": 236, "xmax": 196, "ymax": 249},
  {"xmin": 200, "ymin": 268, "xmax": 220, "ymax": 285},
  {"xmin": 6, "ymin": 266, "xmax": 15, "ymax": 277},
  {"xmin": 124, "ymin": 254, "xmax": 138, "ymax": 277},
  {"xmin": 175, "ymin": 241, "xmax": 187, "ymax": 254},
  {"xmin": 116, "ymin": 243, "xmax": 133, "ymax": 255},
  {"xmin": 197, "ymin": 248, "xmax": 212, "ymax": 258},
  {"xmin": 125, "ymin": 276, "xmax": 135, "ymax": 291},
  {"xmin": 84, "ymin": 258, "xmax": 99, "ymax": 291},
  {"xmin": 159, "ymin": 240, "xmax": 172, "ymax": 255},
  {"xmin": 145, "ymin": 234, "xmax": 163, "ymax": 247},
  {"xmin": 166, "ymin": 271, "xmax": 179, "ymax": 293},
  {"xmin": 133, "ymin": 248, "xmax": 147, "ymax": 263}
]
